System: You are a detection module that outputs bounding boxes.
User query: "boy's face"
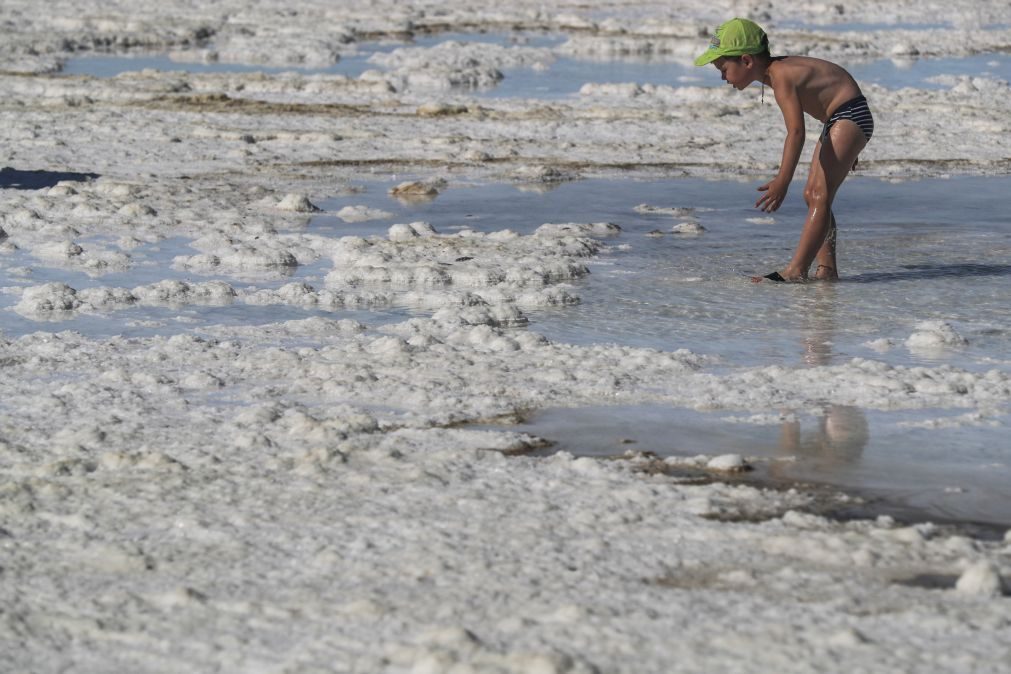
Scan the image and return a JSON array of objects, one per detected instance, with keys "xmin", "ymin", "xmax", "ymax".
[{"xmin": 712, "ymin": 56, "xmax": 753, "ymax": 90}]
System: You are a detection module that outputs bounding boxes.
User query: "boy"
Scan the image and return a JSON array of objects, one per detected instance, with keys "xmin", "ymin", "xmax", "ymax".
[{"xmin": 695, "ymin": 18, "xmax": 874, "ymax": 282}]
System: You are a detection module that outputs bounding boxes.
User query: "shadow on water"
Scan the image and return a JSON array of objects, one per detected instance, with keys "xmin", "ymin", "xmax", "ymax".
[
  {"xmin": 0, "ymin": 166, "xmax": 100, "ymax": 190},
  {"xmin": 845, "ymin": 263, "xmax": 1011, "ymax": 283}
]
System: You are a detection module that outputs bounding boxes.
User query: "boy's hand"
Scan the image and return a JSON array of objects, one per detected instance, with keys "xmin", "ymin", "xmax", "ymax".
[{"xmin": 756, "ymin": 178, "xmax": 789, "ymax": 212}]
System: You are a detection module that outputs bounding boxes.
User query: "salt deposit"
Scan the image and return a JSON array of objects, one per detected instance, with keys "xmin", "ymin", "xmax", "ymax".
[
  {"xmin": 1, "ymin": 0, "xmax": 1010, "ymax": 672},
  {"xmin": 367, "ymin": 40, "xmax": 554, "ymax": 91},
  {"xmin": 670, "ymin": 221, "xmax": 706, "ymax": 234},
  {"xmin": 534, "ymin": 222, "xmax": 622, "ymax": 238},
  {"xmin": 706, "ymin": 453, "xmax": 751, "ymax": 472},
  {"xmin": 634, "ymin": 204, "xmax": 697, "ymax": 217},
  {"xmin": 955, "ymin": 561, "xmax": 1007, "ymax": 597},
  {"xmin": 324, "ymin": 224, "xmax": 598, "ymax": 291},
  {"xmin": 906, "ymin": 320, "xmax": 970, "ymax": 352},
  {"xmin": 336, "ymin": 205, "xmax": 394, "ymax": 222},
  {"xmin": 275, "ymin": 192, "xmax": 321, "ymax": 213},
  {"xmin": 389, "ymin": 180, "xmax": 443, "ymax": 199}
]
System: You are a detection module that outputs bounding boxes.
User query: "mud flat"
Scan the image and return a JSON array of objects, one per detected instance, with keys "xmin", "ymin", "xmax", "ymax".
[{"xmin": 1, "ymin": 1, "xmax": 1010, "ymax": 672}]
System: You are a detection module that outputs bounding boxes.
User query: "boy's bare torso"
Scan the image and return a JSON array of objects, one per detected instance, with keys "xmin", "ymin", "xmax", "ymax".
[{"xmin": 766, "ymin": 55, "xmax": 863, "ymax": 122}]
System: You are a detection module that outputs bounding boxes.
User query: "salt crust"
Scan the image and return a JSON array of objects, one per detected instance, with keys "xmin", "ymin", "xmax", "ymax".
[
  {"xmin": 906, "ymin": 320, "xmax": 970, "ymax": 352},
  {"xmin": 2, "ymin": 1, "xmax": 1011, "ymax": 671},
  {"xmin": 325, "ymin": 225, "xmax": 598, "ymax": 290},
  {"xmin": 4, "ymin": 74, "xmax": 1008, "ymax": 180},
  {"xmin": 2, "ymin": 320, "xmax": 1010, "ymax": 671},
  {"xmin": 706, "ymin": 454, "xmax": 749, "ymax": 472},
  {"xmin": 275, "ymin": 192, "xmax": 321, "ymax": 212},
  {"xmin": 3, "ymin": 43, "xmax": 1010, "ymax": 179},
  {"xmin": 8, "ymin": 220, "xmax": 602, "ymax": 318},
  {"xmin": 670, "ymin": 221, "xmax": 706, "ymax": 234},
  {"xmin": 336, "ymin": 205, "xmax": 394, "ymax": 222},
  {"xmin": 634, "ymin": 204, "xmax": 696, "ymax": 217},
  {"xmin": 367, "ymin": 40, "xmax": 554, "ymax": 91},
  {"xmin": 956, "ymin": 561, "xmax": 1007, "ymax": 597}
]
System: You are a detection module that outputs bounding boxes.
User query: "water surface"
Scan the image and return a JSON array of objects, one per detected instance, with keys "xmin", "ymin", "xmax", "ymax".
[
  {"xmin": 316, "ymin": 175, "xmax": 1011, "ymax": 527},
  {"xmin": 506, "ymin": 404, "xmax": 1011, "ymax": 529},
  {"xmin": 3, "ymin": 167, "xmax": 1008, "ymax": 528},
  {"xmin": 312, "ymin": 176, "xmax": 1011, "ymax": 372},
  {"xmin": 60, "ymin": 32, "xmax": 1011, "ymax": 96}
]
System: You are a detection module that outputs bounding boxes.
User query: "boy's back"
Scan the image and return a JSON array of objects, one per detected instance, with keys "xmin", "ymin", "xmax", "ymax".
[{"xmin": 766, "ymin": 56, "xmax": 863, "ymax": 123}]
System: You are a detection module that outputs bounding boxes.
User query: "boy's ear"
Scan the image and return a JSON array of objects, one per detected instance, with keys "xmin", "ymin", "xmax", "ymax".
[{"xmin": 740, "ymin": 54, "xmax": 754, "ymax": 68}]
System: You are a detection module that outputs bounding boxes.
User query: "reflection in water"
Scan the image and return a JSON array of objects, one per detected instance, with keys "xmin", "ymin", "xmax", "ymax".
[
  {"xmin": 778, "ymin": 283, "xmax": 870, "ymax": 468},
  {"xmin": 513, "ymin": 182, "xmax": 565, "ymax": 194},
  {"xmin": 778, "ymin": 405, "xmax": 870, "ymax": 467},
  {"xmin": 800, "ymin": 283, "xmax": 837, "ymax": 367}
]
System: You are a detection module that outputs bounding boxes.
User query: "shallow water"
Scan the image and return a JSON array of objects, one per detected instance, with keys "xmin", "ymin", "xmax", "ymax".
[
  {"xmin": 60, "ymin": 33, "xmax": 1011, "ymax": 96},
  {"xmin": 316, "ymin": 176, "xmax": 1011, "ymax": 526},
  {"xmin": 3, "ymin": 137, "xmax": 1009, "ymax": 527},
  {"xmin": 7, "ymin": 174, "xmax": 1007, "ymax": 362},
  {"xmin": 506, "ymin": 404, "xmax": 1011, "ymax": 528},
  {"xmin": 0, "ymin": 231, "xmax": 407, "ymax": 339},
  {"xmin": 316, "ymin": 176, "xmax": 1011, "ymax": 371},
  {"xmin": 59, "ymin": 31, "xmax": 564, "ymax": 80},
  {"xmin": 846, "ymin": 54, "xmax": 1011, "ymax": 90}
]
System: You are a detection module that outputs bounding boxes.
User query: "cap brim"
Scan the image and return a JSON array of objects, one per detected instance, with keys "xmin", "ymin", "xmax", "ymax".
[{"xmin": 694, "ymin": 51, "xmax": 720, "ymax": 66}]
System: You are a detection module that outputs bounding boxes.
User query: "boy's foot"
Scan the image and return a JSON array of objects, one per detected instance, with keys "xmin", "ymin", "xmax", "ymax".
[{"xmin": 814, "ymin": 264, "xmax": 839, "ymax": 281}]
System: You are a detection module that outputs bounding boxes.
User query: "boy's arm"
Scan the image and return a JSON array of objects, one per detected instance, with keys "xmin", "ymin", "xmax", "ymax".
[{"xmin": 756, "ymin": 80, "xmax": 806, "ymax": 212}]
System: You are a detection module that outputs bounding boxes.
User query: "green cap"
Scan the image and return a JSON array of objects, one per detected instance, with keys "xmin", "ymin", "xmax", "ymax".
[{"xmin": 694, "ymin": 18, "xmax": 768, "ymax": 66}]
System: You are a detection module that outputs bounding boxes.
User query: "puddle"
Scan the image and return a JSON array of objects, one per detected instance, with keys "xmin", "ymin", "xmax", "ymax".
[
  {"xmin": 322, "ymin": 174, "xmax": 1011, "ymax": 527},
  {"xmin": 0, "ymin": 228, "xmax": 409, "ymax": 340},
  {"xmin": 499, "ymin": 404, "xmax": 1011, "ymax": 528},
  {"xmin": 59, "ymin": 32, "xmax": 1011, "ymax": 97},
  {"xmin": 846, "ymin": 54, "xmax": 1011, "ymax": 90},
  {"xmin": 4, "ymin": 172, "xmax": 1008, "ymax": 525},
  {"xmin": 5, "ymin": 174, "xmax": 1010, "ymax": 364},
  {"xmin": 59, "ymin": 31, "xmax": 565, "ymax": 81},
  {"xmin": 315, "ymin": 176, "xmax": 1011, "ymax": 372}
]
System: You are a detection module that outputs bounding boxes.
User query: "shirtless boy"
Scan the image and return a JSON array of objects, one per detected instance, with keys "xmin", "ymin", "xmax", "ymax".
[{"xmin": 696, "ymin": 18, "xmax": 874, "ymax": 282}]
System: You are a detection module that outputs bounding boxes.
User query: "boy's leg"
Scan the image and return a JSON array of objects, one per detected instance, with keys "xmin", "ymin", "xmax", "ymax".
[
  {"xmin": 794, "ymin": 138, "xmax": 834, "ymax": 279},
  {"xmin": 814, "ymin": 212, "xmax": 838, "ymax": 280},
  {"xmin": 801, "ymin": 139, "xmax": 839, "ymax": 280},
  {"xmin": 782, "ymin": 122, "xmax": 866, "ymax": 280}
]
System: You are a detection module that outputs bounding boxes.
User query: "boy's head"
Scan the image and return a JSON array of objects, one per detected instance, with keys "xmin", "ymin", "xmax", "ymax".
[{"xmin": 694, "ymin": 18, "xmax": 769, "ymax": 66}]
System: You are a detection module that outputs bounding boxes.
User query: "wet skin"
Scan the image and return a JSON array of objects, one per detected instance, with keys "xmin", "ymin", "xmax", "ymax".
[{"xmin": 712, "ymin": 54, "xmax": 868, "ymax": 282}]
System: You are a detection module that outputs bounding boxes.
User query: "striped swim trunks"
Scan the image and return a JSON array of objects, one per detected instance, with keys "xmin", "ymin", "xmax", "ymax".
[{"xmin": 820, "ymin": 95, "xmax": 874, "ymax": 143}]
